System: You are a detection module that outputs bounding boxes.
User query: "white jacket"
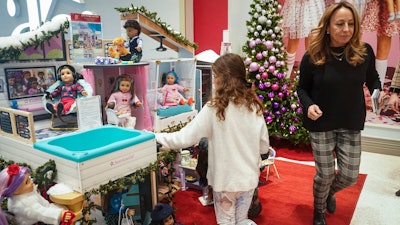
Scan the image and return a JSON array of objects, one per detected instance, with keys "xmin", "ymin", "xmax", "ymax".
[
  {"xmin": 156, "ymin": 103, "xmax": 269, "ymax": 192},
  {"xmin": 8, "ymin": 187, "xmax": 65, "ymax": 225}
]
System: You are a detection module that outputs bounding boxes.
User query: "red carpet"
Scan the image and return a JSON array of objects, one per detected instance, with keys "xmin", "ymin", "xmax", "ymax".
[
  {"xmin": 173, "ymin": 160, "xmax": 367, "ymax": 225},
  {"xmin": 270, "ymin": 139, "xmax": 315, "ymax": 162},
  {"xmin": 275, "ymin": 146, "xmax": 314, "ymax": 161}
]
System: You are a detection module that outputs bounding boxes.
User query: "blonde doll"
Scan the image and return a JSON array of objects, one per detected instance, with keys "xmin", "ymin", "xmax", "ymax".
[{"xmin": 105, "ymin": 74, "xmax": 142, "ymax": 128}]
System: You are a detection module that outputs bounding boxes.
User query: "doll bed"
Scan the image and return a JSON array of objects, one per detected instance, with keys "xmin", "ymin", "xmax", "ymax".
[
  {"xmin": 147, "ymin": 88, "xmax": 197, "ymax": 131},
  {"xmin": 157, "ymin": 104, "xmax": 192, "ymax": 117},
  {"xmin": 42, "ymin": 79, "xmax": 93, "ymax": 130}
]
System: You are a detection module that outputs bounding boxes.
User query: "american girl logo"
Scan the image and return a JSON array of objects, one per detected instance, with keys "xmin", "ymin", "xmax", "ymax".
[
  {"xmin": 109, "ymin": 154, "xmax": 135, "ymax": 167},
  {"xmin": 7, "ymin": 0, "xmax": 82, "ymax": 34}
]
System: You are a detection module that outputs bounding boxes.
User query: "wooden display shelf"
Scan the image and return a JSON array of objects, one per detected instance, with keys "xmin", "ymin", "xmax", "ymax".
[{"xmin": 121, "ymin": 13, "xmax": 194, "ymax": 54}]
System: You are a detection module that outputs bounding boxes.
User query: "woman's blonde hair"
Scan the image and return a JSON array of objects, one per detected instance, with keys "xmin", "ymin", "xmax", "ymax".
[
  {"xmin": 209, "ymin": 53, "xmax": 263, "ymax": 121},
  {"xmin": 308, "ymin": 1, "xmax": 366, "ymax": 66}
]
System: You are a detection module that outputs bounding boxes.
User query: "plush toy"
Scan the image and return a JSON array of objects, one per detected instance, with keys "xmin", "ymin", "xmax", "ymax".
[{"xmin": 108, "ymin": 37, "xmax": 130, "ymax": 59}]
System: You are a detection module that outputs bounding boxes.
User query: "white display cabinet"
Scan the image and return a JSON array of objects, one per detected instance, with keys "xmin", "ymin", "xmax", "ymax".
[{"xmin": 146, "ymin": 58, "xmax": 198, "ymax": 132}]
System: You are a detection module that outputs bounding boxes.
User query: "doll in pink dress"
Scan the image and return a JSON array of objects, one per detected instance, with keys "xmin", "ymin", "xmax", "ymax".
[
  {"xmin": 105, "ymin": 74, "xmax": 142, "ymax": 128},
  {"xmin": 161, "ymin": 71, "xmax": 193, "ymax": 106},
  {"xmin": 281, "ymin": 0, "xmax": 326, "ymax": 78}
]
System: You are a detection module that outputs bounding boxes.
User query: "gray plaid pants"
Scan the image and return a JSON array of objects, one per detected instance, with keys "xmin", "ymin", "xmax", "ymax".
[{"xmin": 310, "ymin": 129, "xmax": 361, "ymax": 212}]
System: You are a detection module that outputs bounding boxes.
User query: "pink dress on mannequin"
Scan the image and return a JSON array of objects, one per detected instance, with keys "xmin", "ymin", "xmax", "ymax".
[
  {"xmin": 362, "ymin": 0, "xmax": 400, "ymax": 36},
  {"xmin": 281, "ymin": 0, "xmax": 325, "ymax": 39}
]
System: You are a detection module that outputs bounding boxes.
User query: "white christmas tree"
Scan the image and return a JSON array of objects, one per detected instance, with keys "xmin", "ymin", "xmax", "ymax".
[{"xmin": 242, "ymin": 0, "xmax": 309, "ymax": 145}]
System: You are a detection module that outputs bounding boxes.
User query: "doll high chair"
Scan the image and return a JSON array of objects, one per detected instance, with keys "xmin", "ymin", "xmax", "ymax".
[{"xmin": 42, "ymin": 66, "xmax": 93, "ymax": 131}]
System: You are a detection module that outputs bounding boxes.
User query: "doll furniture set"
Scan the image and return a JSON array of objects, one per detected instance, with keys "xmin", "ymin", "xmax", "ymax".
[
  {"xmin": 82, "ymin": 62, "xmax": 153, "ymax": 131},
  {"xmin": 147, "ymin": 58, "xmax": 198, "ymax": 132}
]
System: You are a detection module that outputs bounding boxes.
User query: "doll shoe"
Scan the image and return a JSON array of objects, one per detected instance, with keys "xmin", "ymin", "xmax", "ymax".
[
  {"xmin": 57, "ymin": 103, "xmax": 64, "ymax": 116},
  {"xmin": 187, "ymin": 97, "xmax": 194, "ymax": 105},
  {"xmin": 46, "ymin": 103, "xmax": 56, "ymax": 115},
  {"xmin": 179, "ymin": 99, "xmax": 185, "ymax": 105}
]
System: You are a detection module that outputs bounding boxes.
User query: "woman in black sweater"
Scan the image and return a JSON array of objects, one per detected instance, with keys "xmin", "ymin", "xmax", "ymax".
[{"xmin": 297, "ymin": 2, "xmax": 381, "ymax": 225}]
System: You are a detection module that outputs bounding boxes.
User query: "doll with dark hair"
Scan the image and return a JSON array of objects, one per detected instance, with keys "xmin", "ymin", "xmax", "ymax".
[
  {"xmin": 45, "ymin": 64, "xmax": 88, "ymax": 116},
  {"xmin": 150, "ymin": 203, "xmax": 183, "ymax": 225},
  {"xmin": 0, "ymin": 164, "xmax": 75, "ymax": 225},
  {"xmin": 120, "ymin": 20, "xmax": 143, "ymax": 63},
  {"xmin": 161, "ymin": 71, "xmax": 193, "ymax": 106},
  {"xmin": 105, "ymin": 74, "xmax": 142, "ymax": 128}
]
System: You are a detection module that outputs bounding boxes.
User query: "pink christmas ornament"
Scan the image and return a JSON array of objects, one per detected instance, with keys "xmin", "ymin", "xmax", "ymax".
[
  {"xmin": 249, "ymin": 62, "xmax": 260, "ymax": 72},
  {"xmin": 269, "ymin": 56, "xmax": 277, "ymax": 63},
  {"xmin": 255, "ymin": 74, "xmax": 261, "ymax": 80},
  {"xmin": 261, "ymin": 72, "xmax": 268, "ymax": 79},
  {"xmin": 271, "ymin": 83, "xmax": 279, "ymax": 91},
  {"xmin": 244, "ymin": 58, "xmax": 252, "ymax": 65},
  {"xmin": 259, "ymin": 66, "xmax": 265, "ymax": 72},
  {"xmin": 268, "ymin": 65, "xmax": 276, "ymax": 73},
  {"xmin": 264, "ymin": 40, "xmax": 273, "ymax": 50},
  {"xmin": 256, "ymin": 52, "xmax": 263, "ymax": 60},
  {"xmin": 278, "ymin": 92, "xmax": 284, "ymax": 98},
  {"xmin": 262, "ymin": 51, "xmax": 268, "ymax": 57},
  {"xmin": 249, "ymin": 40, "xmax": 256, "ymax": 48}
]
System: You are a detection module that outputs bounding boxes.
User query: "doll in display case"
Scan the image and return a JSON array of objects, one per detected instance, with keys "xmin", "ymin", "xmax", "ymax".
[
  {"xmin": 160, "ymin": 71, "xmax": 193, "ymax": 106},
  {"xmin": 105, "ymin": 74, "xmax": 142, "ymax": 128}
]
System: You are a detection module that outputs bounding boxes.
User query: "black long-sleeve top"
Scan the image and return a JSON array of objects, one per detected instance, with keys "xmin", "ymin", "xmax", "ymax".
[{"xmin": 297, "ymin": 43, "xmax": 381, "ymax": 132}]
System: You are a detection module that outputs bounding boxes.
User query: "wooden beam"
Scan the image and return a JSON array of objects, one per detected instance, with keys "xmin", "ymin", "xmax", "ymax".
[{"xmin": 121, "ymin": 13, "xmax": 194, "ymax": 54}]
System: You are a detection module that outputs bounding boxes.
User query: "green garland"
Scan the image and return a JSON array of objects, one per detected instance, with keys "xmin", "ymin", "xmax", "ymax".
[
  {"xmin": 1, "ymin": 120, "xmax": 191, "ymax": 207},
  {"xmin": 115, "ymin": 5, "xmax": 198, "ymax": 50},
  {"xmin": 0, "ymin": 19, "xmax": 70, "ymax": 61},
  {"xmin": 84, "ymin": 121, "xmax": 190, "ymax": 199}
]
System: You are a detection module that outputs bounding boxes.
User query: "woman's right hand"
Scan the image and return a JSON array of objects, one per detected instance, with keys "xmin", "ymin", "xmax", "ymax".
[{"xmin": 307, "ymin": 104, "xmax": 323, "ymax": 121}]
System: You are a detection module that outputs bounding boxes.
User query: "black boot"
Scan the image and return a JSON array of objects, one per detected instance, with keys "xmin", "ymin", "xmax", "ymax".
[
  {"xmin": 327, "ymin": 195, "xmax": 336, "ymax": 214},
  {"xmin": 46, "ymin": 103, "xmax": 56, "ymax": 115},
  {"xmin": 57, "ymin": 103, "xmax": 64, "ymax": 116},
  {"xmin": 313, "ymin": 210, "xmax": 326, "ymax": 225},
  {"xmin": 396, "ymin": 189, "xmax": 400, "ymax": 196}
]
